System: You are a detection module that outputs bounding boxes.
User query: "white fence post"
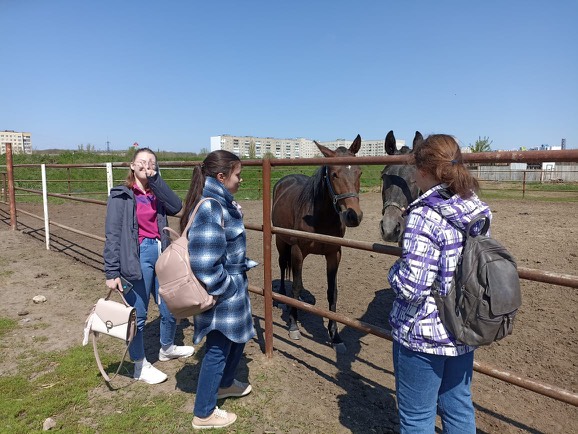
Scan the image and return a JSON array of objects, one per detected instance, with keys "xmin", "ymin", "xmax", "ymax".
[
  {"xmin": 106, "ymin": 162, "xmax": 113, "ymax": 195},
  {"xmin": 41, "ymin": 164, "xmax": 50, "ymax": 250}
]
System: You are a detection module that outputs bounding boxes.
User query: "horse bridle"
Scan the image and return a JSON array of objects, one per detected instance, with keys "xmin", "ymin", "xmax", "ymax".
[
  {"xmin": 324, "ymin": 166, "xmax": 359, "ymax": 214},
  {"xmin": 382, "ymin": 200, "xmax": 405, "ymax": 215},
  {"xmin": 381, "ymin": 172, "xmax": 417, "ymax": 216}
]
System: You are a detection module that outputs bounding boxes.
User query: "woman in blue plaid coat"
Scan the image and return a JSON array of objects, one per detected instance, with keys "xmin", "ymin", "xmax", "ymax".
[{"xmin": 180, "ymin": 150, "xmax": 258, "ymax": 430}]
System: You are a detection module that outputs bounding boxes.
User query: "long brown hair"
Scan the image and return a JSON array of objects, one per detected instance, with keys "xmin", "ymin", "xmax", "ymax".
[
  {"xmin": 124, "ymin": 147, "xmax": 157, "ymax": 188},
  {"xmin": 412, "ymin": 134, "xmax": 479, "ymax": 198},
  {"xmin": 179, "ymin": 150, "xmax": 241, "ymax": 233}
]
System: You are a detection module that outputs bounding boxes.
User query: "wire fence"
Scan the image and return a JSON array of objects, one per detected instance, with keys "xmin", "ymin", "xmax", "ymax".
[{"xmin": 2, "ymin": 163, "xmax": 577, "ymax": 203}]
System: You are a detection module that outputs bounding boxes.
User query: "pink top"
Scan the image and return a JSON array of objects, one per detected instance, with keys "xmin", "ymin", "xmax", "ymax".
[{"xmin": 133, "ymin": 185, "xmax": 160, "ymax": 244}]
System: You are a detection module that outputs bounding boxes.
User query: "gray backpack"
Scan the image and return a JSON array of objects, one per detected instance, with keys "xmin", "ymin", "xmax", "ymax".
[{"xmin": 433, "ymin": 214, "xmax": 522, "ymax": 346}]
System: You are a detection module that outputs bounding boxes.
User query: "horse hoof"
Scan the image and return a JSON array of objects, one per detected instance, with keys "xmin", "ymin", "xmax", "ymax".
[
  {"xmin": 289, "ymin": 330, "xmax": 301, "ymax": 340},
  {"xmin": 333, "ymin": 342, "xmax": 347, "ymax": 354}
]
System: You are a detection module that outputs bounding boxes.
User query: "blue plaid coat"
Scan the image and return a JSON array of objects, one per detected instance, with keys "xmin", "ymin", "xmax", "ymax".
[{"xmin": 187, "ymin": 177, "xmax": 257, "ymax": 345}]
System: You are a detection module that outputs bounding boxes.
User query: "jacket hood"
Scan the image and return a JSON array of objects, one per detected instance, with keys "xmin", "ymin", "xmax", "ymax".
[
  {"xmin": 109, "ymin": 184, "xmax": 133, "ymax": 198},
  {"xmin": 410, "ymin": 184, "xmax": 491, "ymax": 235}
]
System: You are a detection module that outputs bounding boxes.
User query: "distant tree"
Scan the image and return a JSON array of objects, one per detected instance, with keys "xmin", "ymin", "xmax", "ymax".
[
  {"xmin": 248, "ymin": 139, "xmax": 256, "ymax": 159},
  {"xmin": 263, "ymin": 151, "xmax": 276, "ymax": 159},
  {"xmin": 126, "ymin": 146, "xmax": 137, "ymax": 158},
  {"xmin": 470, "ymin": 136, "xmax": 493, "ymax": 153},
  {"xmin": 199, "ymin": 147, "xmax": 209, "ymax": 156},
  {"xmin": 77, "ymin": 144, "xmax": 84, "ymax": 151}
]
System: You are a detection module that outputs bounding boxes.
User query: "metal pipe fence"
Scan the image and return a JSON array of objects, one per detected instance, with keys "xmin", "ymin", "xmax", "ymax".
[{"xmin": 1, "ymin": 146, "xmax": 578, "ymax": 408}]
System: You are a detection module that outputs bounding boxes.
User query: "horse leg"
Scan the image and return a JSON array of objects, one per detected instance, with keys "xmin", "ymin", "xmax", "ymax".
[
  {"xmin": 277, "ymin": 241, "xmax": 289, "ymax": 297},
  {"xmin": 288, "ymin": 244, "xmax": 304, "ymax": 340},
  {"xmin": 327, "ymin": 249, "xmax": 346, "ymax": 353}
]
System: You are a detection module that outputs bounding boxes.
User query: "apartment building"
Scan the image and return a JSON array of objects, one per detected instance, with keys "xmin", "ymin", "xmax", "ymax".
[
  {"xmin": 321, "ymin": 138, "xmax": 406, "ymax": 157},
  {"xmin": 210, "ymin": 134, "xmax": 406, "ymax": 159},
  {"xmin": 1, "ymin": 130, "xmax": 32, "ymax": 155}
]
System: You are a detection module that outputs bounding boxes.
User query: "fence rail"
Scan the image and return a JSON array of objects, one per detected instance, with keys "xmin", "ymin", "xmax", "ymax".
[{"xmin": 2, "ymin": 143, "xmax": 578, "ymax": 408}]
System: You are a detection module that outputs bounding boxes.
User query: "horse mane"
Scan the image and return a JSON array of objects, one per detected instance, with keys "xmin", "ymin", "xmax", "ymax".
[
  {"xmin": 294, "ymin": 146, "xmax": 352, "ymax": 212},
  {"xmin": 295, "ymin": 165, "xmax": 326, "ymax": 210}
]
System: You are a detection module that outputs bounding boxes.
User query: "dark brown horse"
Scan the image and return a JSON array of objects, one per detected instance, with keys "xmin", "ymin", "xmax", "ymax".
[
  {"xmin": 272, "ymin": 135, "xmax": 363, "ymax": 353},
  {"xmin": 380, "ymin": 130, "xmax": 423, "ymax": 243}
]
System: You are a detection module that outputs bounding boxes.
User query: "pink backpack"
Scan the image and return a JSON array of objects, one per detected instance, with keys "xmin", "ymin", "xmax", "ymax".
[{"xmin": 156, "ymin": 198, "xmax": 221, "ymax": 318}]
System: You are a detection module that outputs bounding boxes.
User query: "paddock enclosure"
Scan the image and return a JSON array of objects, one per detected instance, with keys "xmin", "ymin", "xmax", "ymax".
[{"xmin": 1, "ymin": 147, "xmax": 578, "ymax": 433}]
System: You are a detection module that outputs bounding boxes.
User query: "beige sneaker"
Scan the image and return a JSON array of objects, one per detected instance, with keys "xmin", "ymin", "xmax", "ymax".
[
  {"xmin": 192, "ymin": 407, "xmax": 237, "ymax": 430},
  {"xmin": 217, "ymin": 379, "xmax": 252, "ymax": 399}
]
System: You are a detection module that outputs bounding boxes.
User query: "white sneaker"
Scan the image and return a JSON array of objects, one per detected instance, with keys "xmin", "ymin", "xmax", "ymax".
[
  {"xmin": 133, "ymin": 360, "xmax": 168, "ymax": 384},
  {"xmin": 158, "ymin": 344, "xmax": 195, "ymax": 361}
]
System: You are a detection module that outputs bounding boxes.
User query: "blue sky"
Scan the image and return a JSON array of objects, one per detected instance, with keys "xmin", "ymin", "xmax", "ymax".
[{"xmin": 1, "ymin": 1, "xmax": 576, "ymax": 152}]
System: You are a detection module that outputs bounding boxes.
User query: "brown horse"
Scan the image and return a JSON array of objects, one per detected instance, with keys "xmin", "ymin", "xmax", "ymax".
[{"xmin": 272, "ymin": 135, "xmax": 363, "ymax": 353}]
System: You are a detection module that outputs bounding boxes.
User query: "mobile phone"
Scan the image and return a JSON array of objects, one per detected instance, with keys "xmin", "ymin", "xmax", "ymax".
[{"xmin": 120, "ymin": 277, "xmax": 133, "ymax": 294}]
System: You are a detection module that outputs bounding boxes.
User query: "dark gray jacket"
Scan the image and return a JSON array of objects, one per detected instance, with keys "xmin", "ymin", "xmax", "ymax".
[{"xmin": 103, "ymin": 172, "xmax": 182, "ymax": 280}]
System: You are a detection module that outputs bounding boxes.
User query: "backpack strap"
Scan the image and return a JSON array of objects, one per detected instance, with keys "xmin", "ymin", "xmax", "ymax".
[
  {"xmin": 425, "ymin": 204, "xmax": 490, "ymax": 239},
  {"xmin": 465, "ymin": 214, "xmax": 490, "ymax": 237},
  {"xmin": 183, "ymin": 198, "xmax": 225, "ymax": 237}
]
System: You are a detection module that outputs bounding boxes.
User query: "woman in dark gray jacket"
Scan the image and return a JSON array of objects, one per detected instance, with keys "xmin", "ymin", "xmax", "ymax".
[{"xmin": 104, "ymin": 148, "xmax": 194, "ymax": 384}]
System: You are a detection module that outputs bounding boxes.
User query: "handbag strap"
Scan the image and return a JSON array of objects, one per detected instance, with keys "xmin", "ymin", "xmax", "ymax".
[
  {"xmin": 105, "ymin": 287, "xmax": 131, "ymax": 307},
  {"xmin": 92, "ymin": 333, "xmax": 131, "ymax": 384},
  {"xmin": 91, "ymin": 289, "xmax": 137, "ymax": 385}
]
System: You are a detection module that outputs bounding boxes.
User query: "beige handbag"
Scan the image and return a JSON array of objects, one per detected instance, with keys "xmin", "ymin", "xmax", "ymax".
[{"xmin": 83, "ymin": 288, "xmax": 137, "ymax": 383}]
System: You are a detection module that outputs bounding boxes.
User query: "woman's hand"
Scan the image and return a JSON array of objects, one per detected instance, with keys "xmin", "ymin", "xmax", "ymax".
[
  {"xmin": 145, "ymin": 166, "xmax": 157, "ymax": 178},
  {"xmin": 134, "ymin": 160, "xmax": 156, "ymax": 178},
  {"xmin": 106, "ymin": 277, "xmax": 122, "ymax": 292}
]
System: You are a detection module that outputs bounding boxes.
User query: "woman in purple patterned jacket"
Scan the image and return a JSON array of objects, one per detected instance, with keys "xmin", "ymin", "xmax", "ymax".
[{"xmin": 388, "ymin": 134, "xmax": 491, "ymax": 433}]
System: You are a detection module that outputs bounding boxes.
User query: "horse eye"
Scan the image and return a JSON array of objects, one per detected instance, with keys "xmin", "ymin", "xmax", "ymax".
[{"xmin": 332, "ymin": 172, "xmax": 338, "ymax": 178}]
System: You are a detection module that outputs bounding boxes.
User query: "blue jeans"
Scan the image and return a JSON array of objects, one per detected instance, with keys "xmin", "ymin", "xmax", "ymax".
[
  {"xmin": 125, "ymin": 238, "xmax": 177, "ymax": 361},
  {"xmin": 194, "ymin": 330, "xmax": 246, "ymax": 418},
  {"xmin": 392, "ymin": 341, "xmax": 476, "ymax": 434}
]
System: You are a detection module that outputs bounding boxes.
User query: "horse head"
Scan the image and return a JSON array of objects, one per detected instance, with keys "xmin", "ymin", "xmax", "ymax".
[
  {"xmin": 314, "ymin": 134, "xmax": 363, "ymax": 227},
  {"xmin": 380, "ymin": 130, "xmax": 423, "ymax": 242}
]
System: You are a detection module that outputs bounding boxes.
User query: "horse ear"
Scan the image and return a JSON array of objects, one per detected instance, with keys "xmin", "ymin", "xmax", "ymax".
[
  {"xmin": 315, "ymin": 141, "xmax": 336, "ymax": 158},
  {"xmin": 413, "ymin": 131, "xmax": 424, "ymax": 150},
  {"xmin": 349, "ymin": 134, "xmax": 362, "ymax": 155},
  {"xmin": 385, "ymin": 130, "xmax": 397, "ymax": 155}
]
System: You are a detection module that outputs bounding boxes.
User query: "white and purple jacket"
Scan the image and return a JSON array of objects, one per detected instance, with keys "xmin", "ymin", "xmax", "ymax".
[{"xmin": 388, "ymin": 184, "xmax": 491, "ymax": 356}]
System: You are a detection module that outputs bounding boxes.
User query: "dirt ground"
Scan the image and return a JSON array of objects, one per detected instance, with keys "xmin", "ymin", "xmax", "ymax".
[{"xmin": 1, "ymin": 193, "xmax": 577, "ymax": 433}]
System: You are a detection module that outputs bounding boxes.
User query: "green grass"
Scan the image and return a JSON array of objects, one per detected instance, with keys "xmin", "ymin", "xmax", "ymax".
[
  {"xmin": 0, "ymin": 345, "xmax": 101, "ymax": 433},
  {"xmin": 0, "ymin": 315, "xmax": 280, "ymax": 433},
  {"xmin": 0, "ymin": 318, "xmax": 17, "ymax": 337},
  {"xmin": 0, "ymin": 332, "xmax": 195, "ymax": 433}
]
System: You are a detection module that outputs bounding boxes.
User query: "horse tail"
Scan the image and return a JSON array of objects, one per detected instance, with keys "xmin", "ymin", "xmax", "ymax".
[{"xmin": 280, "ymin": 244, "xmax": 292, "ymax": 281}]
